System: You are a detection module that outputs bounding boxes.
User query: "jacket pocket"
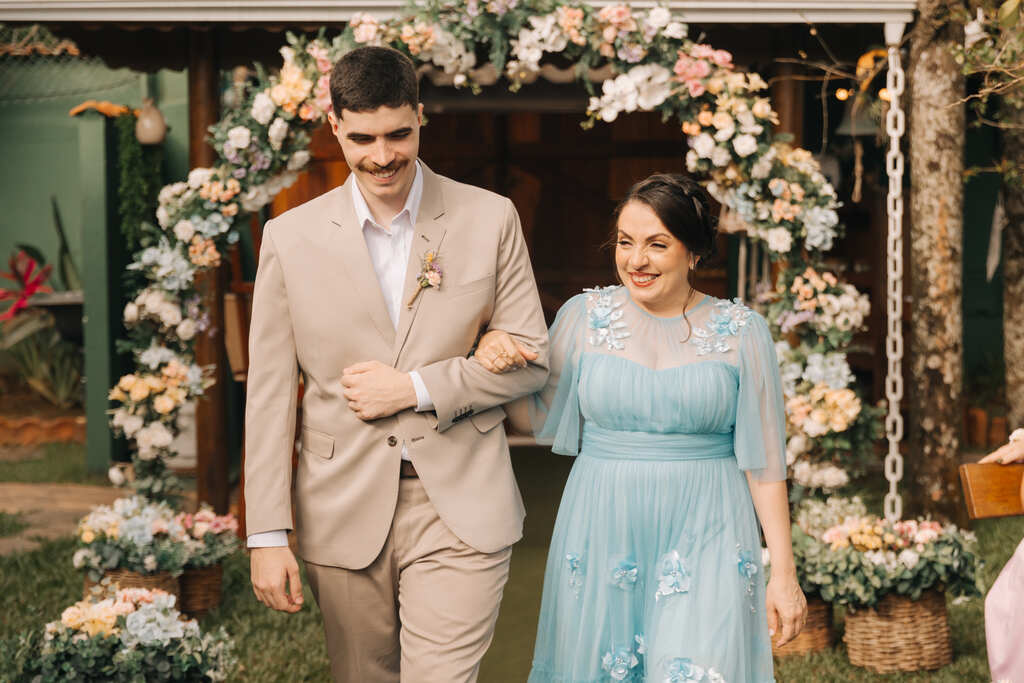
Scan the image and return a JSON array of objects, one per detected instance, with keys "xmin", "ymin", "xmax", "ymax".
[
  {"xmin": 444, "ymin": 273, "xmax": 495, "ymax": 300},
  {"xmin": 469, "ymin": 405, "xmax": 507, "ymax": 433},
  {"xmin": 301, "ymin": 426, "xmax": 335, "ymax": 460}
]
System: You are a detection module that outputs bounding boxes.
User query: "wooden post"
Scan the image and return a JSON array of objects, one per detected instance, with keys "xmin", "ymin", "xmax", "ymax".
[
  {"xmin": 771, "ymin": 62, "xmax": 804, "ymax": 147},
  {"xmin": 188, "ymin": 27, "xmax": 229, "ymax": 513}
]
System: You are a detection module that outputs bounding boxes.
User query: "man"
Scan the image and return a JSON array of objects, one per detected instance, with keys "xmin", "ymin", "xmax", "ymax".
[{"xmin": 243, "ymin": 45, "xmax": 549, "ymax": 682}]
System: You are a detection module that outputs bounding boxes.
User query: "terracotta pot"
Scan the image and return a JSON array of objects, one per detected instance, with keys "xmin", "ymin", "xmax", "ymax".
[{"xmin": 966, "ymin": 407, "xmax": 989, "ymax": 448}]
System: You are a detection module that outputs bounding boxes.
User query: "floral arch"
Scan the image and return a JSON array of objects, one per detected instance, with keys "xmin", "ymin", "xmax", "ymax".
[{"xmin": 108, "ymin": 0, "xmax": 885, "ymax": 504}]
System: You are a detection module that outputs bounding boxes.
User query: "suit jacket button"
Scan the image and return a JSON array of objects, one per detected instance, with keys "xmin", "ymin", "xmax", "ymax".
[{"xmin": 387, "ymin": 435, "xmax": 398, "ymax": 447}]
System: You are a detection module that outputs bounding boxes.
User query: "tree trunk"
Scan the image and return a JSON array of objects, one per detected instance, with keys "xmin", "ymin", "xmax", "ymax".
[
  {"xmin": 906, "ymin": 0, "xmax": 967, "ymax": 519},
  {"xmin": 1004, "ymin": 119, "xmax": 1024, "ymax": 432}
]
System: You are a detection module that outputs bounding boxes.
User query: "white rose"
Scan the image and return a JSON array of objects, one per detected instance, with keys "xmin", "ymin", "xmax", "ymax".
[
  {"xmin": 251, "ymin": 91, "xmax": 276, "ymax": 126},
  {"xmin": 732, "ymin": 134, "xmax": 758, "ymax": 158},
  {"xmin": 645, "ymin": 7, "xmax": 671, "ymax": 29},
  {"xmin": 176, "ymin": 319, "xmax": 197, "ymax": 341},
  {"xmin": 156, "ymin": 206, "xmax": 171, "ymax": 229},
  {"xmin": 108, "ymin": 466, "xmax": 126, "ymax": 486},
  {"xmin": 173, "ymin": 220, "xmax": 195, "ymax": 243},
  {"xmin": 159, "ymin": 303, "xmax": 182, "ymax": 327},
  {"xmin": 685, "ymin": 149, "xmax": 699, "ymax": 172},
  {"xmin": 765, "ymin": 227, "xmax": 793, "ymax": 254},
  {"xmin": 144, "ymin": 554, "xmax": 157, "ymax": 572},
  {"xmin": 787, "ymin": 434, "xmax": 808, "ymax": 456},
  {"xmin": 226, "ymin": 125, "xmax": 251, "ymax": 151},
  {"xmin": 123, "ymin": 302, "xmax": 139, "ymax": 324},
  {"xmin": 287, "ymin": 150, "xmax": 311, "ymax": 171},
  {"xmin": 122, "ymin": 414, "xmax": 144, "ymax": 438},
  {"xmin": 268, "ymin": 117, "xmax": 289, "ymax": 150},
  {"xmin": 711, "ymin": 145, "xmax": 731, "ymax": 168},
  {"xmin": 692, "ymin": 133, "xmax": 716, "ymax": 159},
  {"xmin": 73, "ymin": 549, "xmax": 92, "ymax": 568},
  {"xmin": 898, "ymin": 549, "xmax": 920, "ymax": 569},
  {"xmin": 663, "ymin": 21, "xmax": 687, "ymax": 39},
  {"xmin": 187, "ymin": 167, "xmax": 214, "ymax": 189}
]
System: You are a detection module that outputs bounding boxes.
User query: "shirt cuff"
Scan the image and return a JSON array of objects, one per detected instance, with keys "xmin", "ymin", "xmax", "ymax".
[
  {"xmin": 410, "ymin": 371, "xmax": 434, "ymax": 412},
  {"xmin": 247, "ymin": 530, "xmax": 289, "ymax": 548}
]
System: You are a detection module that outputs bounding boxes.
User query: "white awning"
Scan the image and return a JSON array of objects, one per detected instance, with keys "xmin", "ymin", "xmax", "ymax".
[{"xmin": 0, "ymin": 0, "xmax": 917, "ymax": 24}]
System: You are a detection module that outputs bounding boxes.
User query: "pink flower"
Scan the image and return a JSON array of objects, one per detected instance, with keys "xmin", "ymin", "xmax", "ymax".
[
  {"xmin": 427, "ymin": 271, "xmax": 442, "ymax": 288},
  {"xmin": 711, "ymin": 49, "xmax": 733, "ymax": 67},
  {"xmin": 687, "ymin": 80, "xmax": 706, "ymax": 97},
  {"xmin": 690, "ymin": 44, "xmax": 716, "ymax": 60},
  {"xmin": 151, "ymin": 518, "xmax": 169, "ymax": 535}
]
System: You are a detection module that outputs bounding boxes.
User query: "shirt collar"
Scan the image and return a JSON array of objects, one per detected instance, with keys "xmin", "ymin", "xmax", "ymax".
[{"xmin": 351, "ymin": 160, "xmax": 423, "ymax": 232}]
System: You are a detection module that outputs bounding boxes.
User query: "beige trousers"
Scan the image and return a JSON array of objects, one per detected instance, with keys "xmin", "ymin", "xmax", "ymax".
[{"xmin": 305, "ymin": 478, "xmax": 512, "ymax": 683}]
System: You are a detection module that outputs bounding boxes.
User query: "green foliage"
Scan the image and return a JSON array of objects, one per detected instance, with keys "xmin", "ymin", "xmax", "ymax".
[
  {"xmin": 115, "ymin": 113, "xmax": 164, "ymax": 248},
  {"xmin": 1, "ymin": 312, "xmax": 83, "ymax": 409},
  {"xmin": 0, "ymin": 442, "xmax": 107, "ymax": 485},
  {"xmin": 0, "ymin": 511, "xmax": 28, "ymax": 538}
]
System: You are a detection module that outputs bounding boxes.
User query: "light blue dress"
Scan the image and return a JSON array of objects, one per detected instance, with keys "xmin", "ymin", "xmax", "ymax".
[{"xmin": 524, "ymin": 286, "xmax": 786, "ymax": 683}]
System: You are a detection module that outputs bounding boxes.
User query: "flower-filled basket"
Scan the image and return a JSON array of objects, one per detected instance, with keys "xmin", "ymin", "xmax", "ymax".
[
  {"xmin": 794, "ymin": 510, "xmax": 981, "ymax": 673},
  {"xmin": 10, "ymin": 587, "xmax": 236, "ymax": 681},
  {"xmin": 176, "ymin": 505, "xmax": 240, "ymax": 617},
  {"xmin": 74, "ymin": 496, "xmax": 189, "ymax": 599}
]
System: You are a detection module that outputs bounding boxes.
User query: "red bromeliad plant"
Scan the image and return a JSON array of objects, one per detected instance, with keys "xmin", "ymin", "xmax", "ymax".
[{"xmin": 0, "ymin": 250, "xmax": 53, "ymax": 322}]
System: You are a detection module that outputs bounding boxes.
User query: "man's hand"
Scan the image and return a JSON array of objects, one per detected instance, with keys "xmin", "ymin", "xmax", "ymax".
[
  {"xmin": 251, "ymin": 546, "xmax": 304, "ymax": 613},
  {"xmin": 341, "ymin": 360, "xmax": 417, "ymax": 420}
]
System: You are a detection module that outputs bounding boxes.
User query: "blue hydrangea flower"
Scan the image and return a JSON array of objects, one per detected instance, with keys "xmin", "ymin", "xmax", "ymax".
[
  {"xmin": 609, "ymin": 557, "xmax": 639, "ymax": 590},
  {"xmin": 654, "ymin": 550, "xmax": 690, "ymax": 601},
  {"xmin": 601, "ymin": 646, "xmax": 639, "ymax": 681}
]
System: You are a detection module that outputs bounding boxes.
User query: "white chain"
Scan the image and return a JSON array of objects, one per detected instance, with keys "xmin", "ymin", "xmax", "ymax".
[{"xmin": 883, "ymin": 35, "xmax": 906, "ymax": 522}]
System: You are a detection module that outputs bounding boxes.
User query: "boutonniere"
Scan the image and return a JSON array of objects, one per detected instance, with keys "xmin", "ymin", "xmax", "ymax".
[{"xmin": 406, "ymin": 250, "xmax": 442, "ymax": 308}]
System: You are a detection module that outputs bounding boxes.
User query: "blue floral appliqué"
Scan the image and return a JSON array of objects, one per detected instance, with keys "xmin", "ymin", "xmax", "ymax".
[
  {"xmin": 692, "ymin": 298, "xmax": 753, "ymax": 356},
  {"xmin": 737, "ymin": 545, "xmax": 759, "ymax": 613},
  {"xmin": 566, "ymin": 553, "xmax": 585, "ymax": 598},
  {"xmin": 585, "ymin": 286, "xmax": 630, "ymax": 351},
  {"xmin": 664, "ymin": 658, "xmax": 726, "ymax": 683},
  {"xmin": 654, "ymin": 550, "xmax": 691, "ymax": 601},
  {"xmin": 609, "ymin": 557, "xmax": 639, "ymax": 590},
  {"xmin": 601, "ymin": 644, "xmax": 641, "ymax": 681}
]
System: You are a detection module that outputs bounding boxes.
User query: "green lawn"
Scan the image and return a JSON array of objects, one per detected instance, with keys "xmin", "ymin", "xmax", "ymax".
[
  {"xmin": 1, "ymin": 448, "xmax": 1020, "ymax": 681},
  {"xmin": 0, "ymin": 442, "xmax": 107, "ymax": 485},
  {"xmin": 0, "ymin": 512, "xmax": 27, "ymax": 538}
]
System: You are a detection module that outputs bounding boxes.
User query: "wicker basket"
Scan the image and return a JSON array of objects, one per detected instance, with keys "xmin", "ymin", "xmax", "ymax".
[
  {"xmin": 843, "ymin": 589, "xmax": 952, "ymax": 673},
  {"xmin": 83, "ymin": 569, "xmax": 180, "ymax": 600},
  {"xmin": 178, "ymin": 564, "xmax": 224, "ymax": 618},
  {"xmin": 772, "ymin": 596, "xmax": 835, "ymax": 657}
]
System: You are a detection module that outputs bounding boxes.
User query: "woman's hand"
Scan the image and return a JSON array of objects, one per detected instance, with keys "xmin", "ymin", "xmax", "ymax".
[
  {"xmin": 765, "ymin": 571, "xmax": 807, "ymax": 647},
  {"xmin": 980, "ymin": 431, "xmax": 1024, "ymax": 464},
  {"xmin": 472, "ymin": 329, "xmax": 538, "ymax": 374}
]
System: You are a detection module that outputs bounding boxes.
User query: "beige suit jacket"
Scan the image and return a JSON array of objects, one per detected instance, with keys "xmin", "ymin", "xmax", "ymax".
[{"xmin": 243, "ymin": 163, "xmax": 549, "ymax": 569}]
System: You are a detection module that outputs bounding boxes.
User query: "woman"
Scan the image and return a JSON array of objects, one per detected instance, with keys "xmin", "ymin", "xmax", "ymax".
[
  {"xmin": 476, "ymin": 174, "xmax": 805, "ymax": 682},
  {"xmin": 979, "ymin": 427, "xmax": 1024, "ymax": 682}
]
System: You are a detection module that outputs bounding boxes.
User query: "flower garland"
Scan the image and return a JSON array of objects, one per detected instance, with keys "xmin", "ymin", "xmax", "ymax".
[{"xmin": 107, "ymin": 0, "xmax": 880, "ymax": 500}]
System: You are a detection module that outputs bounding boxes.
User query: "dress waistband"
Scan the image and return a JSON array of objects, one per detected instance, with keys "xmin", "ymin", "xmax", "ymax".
[{"xmin": 580, "ymin": 424, "xmax": 735, "ymax": 462}]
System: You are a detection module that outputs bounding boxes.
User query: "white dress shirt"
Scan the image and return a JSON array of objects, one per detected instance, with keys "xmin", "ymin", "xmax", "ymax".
[{"xmin": 248, "ymin": 163, "xmax": 434, "ymax": 549}]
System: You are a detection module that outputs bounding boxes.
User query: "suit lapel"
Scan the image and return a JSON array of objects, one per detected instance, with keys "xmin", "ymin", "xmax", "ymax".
[
  {"xmin": 392, "ymin": 164, "xmax": 447, "ymax": 365},
  {"xmin": 329, "ymin": 178, "xmax": 396, "ymax": 347}
]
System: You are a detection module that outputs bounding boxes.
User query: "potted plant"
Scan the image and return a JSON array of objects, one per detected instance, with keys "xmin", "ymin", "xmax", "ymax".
[
  {"xmin": 175, "ymin": 505, "xmax": 240, "ymax": 617},
  {"xmin": 793, "ymin": 511, "xmax": 981, "ymax": 673},
  {"xmin": 73, "ymin": 496, "xmax": 189, "ymax": 598},
  {"xmin": 7, "ymin": 586, "xmax": 237, "ymax": 681}
]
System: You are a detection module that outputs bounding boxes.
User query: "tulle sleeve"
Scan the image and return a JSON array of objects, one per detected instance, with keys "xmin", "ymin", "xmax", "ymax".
[
  {"xmin": 527, "ymin": 293, "xmax": 588, "ymax": 455},
  {"xmin": 734, "ymin": 311, "xmax": 787, "ymax": 481}
]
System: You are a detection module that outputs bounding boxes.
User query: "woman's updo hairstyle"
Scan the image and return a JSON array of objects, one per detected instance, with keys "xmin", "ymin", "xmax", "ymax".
[{"xmin": 611, "ymin": 173, "xmax": 718, "ymax": 265}]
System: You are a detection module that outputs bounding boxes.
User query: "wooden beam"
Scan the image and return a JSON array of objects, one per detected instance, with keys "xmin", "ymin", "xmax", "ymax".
[
  {"xmin": 770, "ymin": 61, "xmax": 804, "ymax": 147},
  {"xmin": 188, "ymin": 27, "xmax": 229, "ymax": 513}
]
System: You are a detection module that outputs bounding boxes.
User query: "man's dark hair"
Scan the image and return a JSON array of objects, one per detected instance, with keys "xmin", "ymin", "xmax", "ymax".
[{"xmin": 330, "ymin": 46, "xmax": 419, "ymax": 117}]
